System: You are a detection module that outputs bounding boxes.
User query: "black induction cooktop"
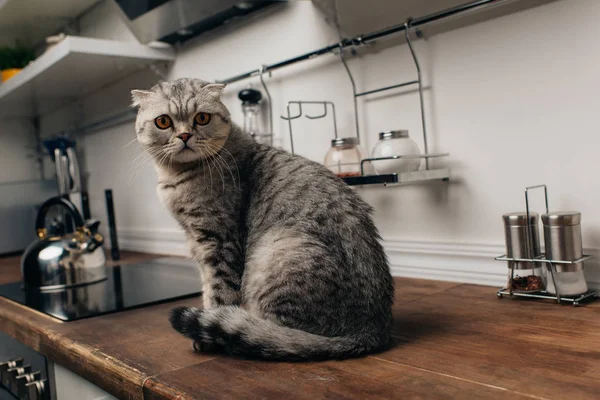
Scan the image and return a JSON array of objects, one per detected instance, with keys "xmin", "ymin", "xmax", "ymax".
[{"xmin": 0, "ymin": 257, "xmax": 202, "ymax": 321}]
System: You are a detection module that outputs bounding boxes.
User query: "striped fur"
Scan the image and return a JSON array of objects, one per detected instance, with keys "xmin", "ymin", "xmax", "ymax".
[{"xmin": 133, "ymin": 78, "xmax": 394, "ymax": 360}]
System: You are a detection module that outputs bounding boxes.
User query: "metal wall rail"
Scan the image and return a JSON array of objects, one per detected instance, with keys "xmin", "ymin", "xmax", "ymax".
[{"xmin": 217, "ymin": 0, "xmax": 502, "ymax": 84}]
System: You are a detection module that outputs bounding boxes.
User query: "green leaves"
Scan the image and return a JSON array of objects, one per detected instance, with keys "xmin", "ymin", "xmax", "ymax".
[{"xmin": 0, "ymin": 46, "xmax": 35, "ymax": 70}]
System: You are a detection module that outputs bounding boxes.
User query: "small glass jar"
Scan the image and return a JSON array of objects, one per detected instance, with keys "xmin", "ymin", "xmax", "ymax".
[
  {"xmin": 509, "ymin": 266, "xmax": 546, "ymax": 293},
  {"xmin": 503, "ymin": 212, "xmax": 545, "ymax": 293},
  {"xmin": 324, "ymin": 137, "xmax": 367, "ymax": 178},
  {"xmin": 371, "ymin": 130, "xmax": 421, "ymax": 174},
  {"xmin": 546, "ymin": 268, "xmax": 587, "ymax": 296},
  {"xmin": 239, "ymin": 88, "xmax": 272, "ymax": 146}
]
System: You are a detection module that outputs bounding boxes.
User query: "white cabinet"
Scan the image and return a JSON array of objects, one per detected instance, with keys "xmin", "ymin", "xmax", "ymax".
[{"xmin": 51, "ymin": 363, "xmax": 117, "ymax": 400}]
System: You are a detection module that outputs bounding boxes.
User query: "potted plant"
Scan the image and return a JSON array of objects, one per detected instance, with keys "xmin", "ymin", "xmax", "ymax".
[{"xmin": 0, "ymin": 45, "xmax": 35, "ymax": 82}]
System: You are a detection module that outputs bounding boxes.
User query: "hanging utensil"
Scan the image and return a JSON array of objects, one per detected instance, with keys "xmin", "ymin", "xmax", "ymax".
[
  {"xmin": 66, "ymin": 147, "xmax": 81, "ymax": 192},
  {"xmin": 54, "ymin": 149, "xmax": 65, "ymax": 195}
]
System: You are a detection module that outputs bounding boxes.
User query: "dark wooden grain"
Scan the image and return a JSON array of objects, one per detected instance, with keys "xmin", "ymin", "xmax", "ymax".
[
  {"xmin": 1, "ymin": 251, "xmax": 599, "ymax": 400},
  {"xmin": 382, "ymin": 284, "xmax": 600, "ymax": 400},
  {"xmin": 144, "ymin": 357, "xmax": 534, "ymax": 400}
]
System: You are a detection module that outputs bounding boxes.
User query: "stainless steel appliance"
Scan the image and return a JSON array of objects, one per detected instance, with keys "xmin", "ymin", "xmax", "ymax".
[
  {"xmin": 21, "ymin": 196, "xmax": 107, "ymax": 291},
  {"xmin": 0, "ymin": 257, "xmax": 201, "ymax": 398},
  {"xmin": 113, "ymin": 0, "xmax": 285, "ymax": 44},
  {"xmin": 0, "ymin": 331, "xmax": 50, "ymax": 400},
  {"xmin": 0, "ymin": 257, "xmax": 201, "ymax": 321}
]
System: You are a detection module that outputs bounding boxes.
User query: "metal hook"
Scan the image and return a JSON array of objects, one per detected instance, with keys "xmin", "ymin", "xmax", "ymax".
[
  {"xmin": 280, "ymin": 101, "xmax": 303, "ymax": 154},
  {"xmin": 258, "ymin": 65, "xmax": 273, "ymax": 145},
  {"xmin": 338, "ymin": 43, "xmax": 360, "ymax": 139},
  {"xmin": 404, "ymin": 18, "xmax": 429, "ymax": 169},
  {"xmin": 305, "ymin": 103, "xmax": 328, "ymax": 119},
  {"xmin": 280, "ymin": 101, "xmax": 340, "ymax": 154},
  {"xmin": 280, "ymin": 102, "xmax": 303, "ymax": 120}
]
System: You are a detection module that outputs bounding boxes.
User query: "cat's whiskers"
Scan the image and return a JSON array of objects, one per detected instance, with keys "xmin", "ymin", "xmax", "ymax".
[
  {"xmin": 199, "ymin": 143, "xmax": 214, "ymax": 195},
  {"xmin": 213, "ymin": 145, "xmax": 241, "ymax": 188},
  {"xmin": 127, "ymin": 147, "xmax": 162, "ymax": 182},
  {"xmin": 203, "ymin": 141, "xmax": 239, "ymax": 190},
  {"xmin": 120, "ymin": 136, "xmax": 140, "ymax": 150},
  {"xmin": 202, "ymin": 143, "xmax": 229, "ymax": 193},
  {"xmin": 198, "ymin": 142, "xmax": 224, "ymax": 195}
]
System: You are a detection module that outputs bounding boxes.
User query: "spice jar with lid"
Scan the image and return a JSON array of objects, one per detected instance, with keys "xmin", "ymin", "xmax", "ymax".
[
  {"xmin": 503, "ymin": 212, "xmax": 545, "ymax": 292},
  {"xmin": 238, "ymin": 88, "xmax": 271, "ymax": 146},
  {"xmin": 541, "ymin": 212, "xmax": 588, "ymax": 296},
  {"xmin": 371, "ymin": 130, "xmax": 421, "ymax": 174},
  {"xmin": 324, "ymin": 137, "xmax": 367, "ymax": 178}
]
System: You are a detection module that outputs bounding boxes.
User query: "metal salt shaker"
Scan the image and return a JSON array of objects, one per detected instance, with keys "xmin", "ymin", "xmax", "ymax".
[
  {"xmin": 541, "ymin": 212, "xmax": 588, "ymax": 295},
  {"xmin": 541, "ymin": 212, "xmax": 582, "ymax": 266}
]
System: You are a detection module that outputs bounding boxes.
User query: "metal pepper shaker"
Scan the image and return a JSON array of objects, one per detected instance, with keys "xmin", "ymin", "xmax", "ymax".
[{"xmin": 502, "ymin": 212, "xmax": 541, "ymax": 270}]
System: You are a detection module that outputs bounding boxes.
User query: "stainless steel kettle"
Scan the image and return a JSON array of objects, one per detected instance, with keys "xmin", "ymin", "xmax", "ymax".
[{"xmin": 21, "ymin": 196, "xmax": 107, "ymax": 291}]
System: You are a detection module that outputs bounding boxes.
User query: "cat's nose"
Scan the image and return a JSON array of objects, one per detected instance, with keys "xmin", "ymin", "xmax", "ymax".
[{"xmin": 177, "ymin": 133, "xmax": 191, "ymax": 143}]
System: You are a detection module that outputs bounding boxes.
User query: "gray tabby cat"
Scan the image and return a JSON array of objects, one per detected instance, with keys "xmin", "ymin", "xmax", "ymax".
[{"xmin": 132, "ymin": 78, "xmax": 394, "ymax": 360}]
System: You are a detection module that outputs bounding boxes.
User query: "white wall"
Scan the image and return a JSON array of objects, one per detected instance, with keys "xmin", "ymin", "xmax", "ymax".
[
  {"xmin": 45, "ymin": 0, "xmax": 600, "ymax": 290},
  {"xmin": 0, "ymin": 120, "xmax": 40, "ymax": 182}
]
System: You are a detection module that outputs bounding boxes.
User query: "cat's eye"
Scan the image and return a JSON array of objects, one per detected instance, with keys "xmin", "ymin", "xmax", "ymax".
[
  {"xmin": 155, "ymin": 115, "xmax": 172, "ymax": 130},
  {"xmin": 194, "ymin": 112, "xmax": 211, "ymax": 126}
]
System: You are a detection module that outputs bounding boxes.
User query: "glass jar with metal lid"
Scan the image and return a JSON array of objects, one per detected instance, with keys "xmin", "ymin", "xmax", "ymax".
[
  {"xmin": 542, "ymin": 211, "xmax": 588, "ymax": 296},
  {"xmin": 323, "ymin": 137, "xmax": 367, "ymax": 178},
  {"xmin": 371, "ymin": 130, "xmax": 421, "ymax": 174},
  {"xmin": 502, "ymin": 212, "xmax": 545, "ymax": 292}
]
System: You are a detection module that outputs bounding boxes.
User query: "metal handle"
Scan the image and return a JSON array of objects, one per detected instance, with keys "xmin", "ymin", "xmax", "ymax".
[
  {"xmin": 0, "ymin": 359, "xmax": 23, "ymax": 386},
  {"xmin": 25, "ymin": 379, "xmax": 48, "ymax": 400},
  {"xmin": 60, "ymin": 155, "xmax": 70, "ymax": 194},
  {"xmin": 54, "ymin": 149, "xmax": 65, "ymax": 195},
  {"xmin": 5, "ymin": 365, "xmax": 31, "ymax": 391},
  {"xmin": 66, "ymin": 147, "xmax": 81, "ymax": 192},
  {"xmin": 35, "ymin": 196, "xmax": 85, "ymax": 239},
  {"xmin": 523, "ymin": 185, "xmax": 548, "ymax": 261},
  {"xmin": 523, "ymin": 185, "xmax": 562, "ymax": 302},
  {"xmin": 16, "ymin": 371, "xmax": 41, "ymax": 398}
]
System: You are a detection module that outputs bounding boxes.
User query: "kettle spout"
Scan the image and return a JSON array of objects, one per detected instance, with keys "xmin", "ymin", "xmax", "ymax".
[{"xmin": 85, "ymin": 233, "xmax": 104, "ymax": 253}]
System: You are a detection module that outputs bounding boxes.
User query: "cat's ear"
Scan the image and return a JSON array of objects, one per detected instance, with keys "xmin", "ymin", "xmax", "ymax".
[
  {"xmin": 131, "ymin": 89, "xmax": 153, "ymax": 107},
  {"xmin": 204, "ymin": 83, "xmax": 226, "ymax": 98}
]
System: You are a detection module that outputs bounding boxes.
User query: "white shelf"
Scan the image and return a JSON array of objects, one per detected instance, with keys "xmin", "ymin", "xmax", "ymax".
[
  {"xmin": 0, "ymin": 0, "xmax": 100, "ymax": 46},
  {"xmin": 0, "ymin": 36, "xmax": 175, "ymax": 118}
]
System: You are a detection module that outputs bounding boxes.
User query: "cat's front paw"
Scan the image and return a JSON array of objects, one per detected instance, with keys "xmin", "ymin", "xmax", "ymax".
[
  {"xmin": 169, "ymin": 306, "xmax": 203, "ymax": 338},
  {"xmin": 193, "ymin": 340, "xmax": 226, "ymax": 354}
]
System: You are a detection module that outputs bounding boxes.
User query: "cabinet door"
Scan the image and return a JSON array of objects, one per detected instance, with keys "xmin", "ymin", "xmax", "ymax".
[{"xmin": 51, "ymin": 363, "xmax": 117, "ymax": 400}]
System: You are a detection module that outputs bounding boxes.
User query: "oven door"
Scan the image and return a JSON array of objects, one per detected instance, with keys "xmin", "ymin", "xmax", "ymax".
[{"xmin": 0, "ymin": 331, "xmax": 52, "ymax": 399}]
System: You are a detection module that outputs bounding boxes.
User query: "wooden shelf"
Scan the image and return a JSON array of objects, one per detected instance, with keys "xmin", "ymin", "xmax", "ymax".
[
  {"xmin": 0, "ymin": 0, "xmax": 100, "ymax": 46},
  {"xmin": 0, "ymin": 36, "xmax": 175, "ymax": 118}
]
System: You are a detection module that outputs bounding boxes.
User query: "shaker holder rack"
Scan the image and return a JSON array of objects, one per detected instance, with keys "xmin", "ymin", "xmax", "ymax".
[
  {"xmin": 494, "ymin": 185, "xmax": 596, "ymax": 306},
  {"xmin": 280, "ymin": 19, "xmax": 450, "ymax": 187}
]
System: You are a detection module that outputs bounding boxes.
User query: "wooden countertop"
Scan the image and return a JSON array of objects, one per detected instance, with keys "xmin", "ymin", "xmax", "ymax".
[{"xmin": 1, "ymin": 252, "xmax": 599, "ymax": 399}]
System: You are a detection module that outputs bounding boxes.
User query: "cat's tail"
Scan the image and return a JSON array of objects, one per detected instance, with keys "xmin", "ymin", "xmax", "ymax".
[{"xmin": 169, "ymin": 306, "xmax": 386, "ymax": 360}]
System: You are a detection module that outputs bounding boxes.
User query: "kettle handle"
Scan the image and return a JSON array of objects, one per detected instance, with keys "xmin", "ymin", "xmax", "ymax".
[{"xmin": 35, "ymin": 196, "xmax": 85, "ymax": 239}]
